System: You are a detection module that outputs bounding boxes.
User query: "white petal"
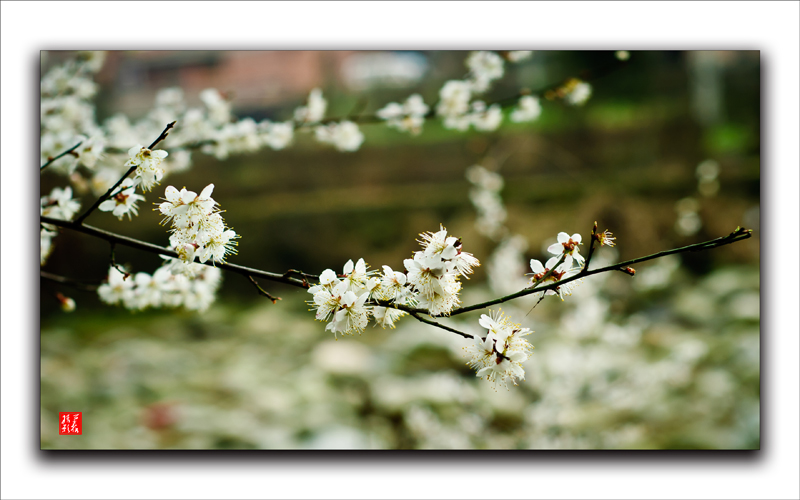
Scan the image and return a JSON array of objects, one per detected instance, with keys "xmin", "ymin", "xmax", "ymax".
[
  {"xmin": 98, "ymin": 199, "xmax": 117, "ymax": 212},
  {"xmin": 557, "ymin": 232, "xmax": 570, "ymax": 243},
  {"xmin": 342, "ymin": 290, "xmax": 357, "ymax": 306},
  {"xmin": 333, "ymin": 280, "xmax": 348, "ymax": 297},
  {"xmin": 165, "ymin": 186, "xmax": 179, "ymax": 201},
  {"xmin": 547, "ymin": 242, "xmax": 563, "ymax": 255},
  {"xmin": 441, "ymin": 245, "xmax": 458, "ymax": 260},
  {"xmin": 320, "ymin": 269, "xmax": 337, "ymax": 285},
  {"xmin": 530, "ymin": 259, "xmax": 544, "ymax": 273},
  {"xmin": 199, "ymin": 184, "xmax": 214, "ymax": 199},
  {"xmin": 343, "ymin": 259, "xmax": 354, "ymax": 275},
  {"xmin": 571, "ymin": 233, "xmax": 582, "ymax": 244}
]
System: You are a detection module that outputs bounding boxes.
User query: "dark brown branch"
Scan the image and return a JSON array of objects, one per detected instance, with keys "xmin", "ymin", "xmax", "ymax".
[
  {"xmin": 40, "ymin": 141, "xmax": 82, "ymax": 171},
  {"xmin": 40, "ymin": 215, "xmax": 311, "ymax": 289},
  {"xmin": 581, "ymin": 221, "xmax": 599, "ymax": 273},
  {"xmin": 74, "ymin": 121, "xmax": 175, "ymax": 225},
  {"xmin": 40, "ymin": 271, "xmax": 100, "ymax": 292},
  {"xmin": 247, "ymin": 276, "xmax": 281, "ymax": 304},
  {"xmin": 41, "ymin": 212, "xmax": 751, "ymax": 337},
  {"xmin": 447, "ymin": 227, "xmax": 753, "ymax": 316}
]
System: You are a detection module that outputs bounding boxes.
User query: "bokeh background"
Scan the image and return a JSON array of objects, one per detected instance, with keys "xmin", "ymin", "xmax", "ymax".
[{"xmin": 40, "ymin": 50, "xmax": 760, "ymax": 449}]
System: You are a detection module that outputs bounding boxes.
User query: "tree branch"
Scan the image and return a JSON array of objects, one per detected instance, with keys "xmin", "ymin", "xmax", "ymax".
[
  {"xmin": 409, "ymin": 312, "xmax": 472, "ymax": 339},
  {"xmin": 41, "ymin": 212, "xmax": 751, "ymax": 336},
  {"xmin": 247, "ymin": 276, "xmax": 281, "ymax": 304},
  {"xmin": 40, "ymin": 271, "xmax": 100, "ymax": 292},
  {"xmin": 40, "ymin": 215, "xmax": 312, "ymax": 289},
  {"xmin": 74, "ymin": 121, "xmax": 175, "ymax": 225},
  {"xmin": 448, "ymin": 227, "xmax": 753, "ymax": 316},
  {"xmin": 40, "ymin": 141, "xmax": 83, "ymax": 171}
]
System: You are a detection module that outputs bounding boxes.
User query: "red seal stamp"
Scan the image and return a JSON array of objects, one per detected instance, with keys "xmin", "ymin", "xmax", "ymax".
[{"xmin": 58, "ymin": 412, "xmax": 82, "ymax": 435}]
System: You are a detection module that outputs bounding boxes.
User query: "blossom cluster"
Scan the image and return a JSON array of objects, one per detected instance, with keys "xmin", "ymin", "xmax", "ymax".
[
  {"xmin": 464, "ymin": 309, "xmax": 534, "ymax": 389},
  {"xmin": 307, "ymin": 226, "xmax": 480, "ymax": 337},
  {"xmin": 40, "ymin": 51, "xmax": 551, "ymax": 207},
  {"xmin": 40, "ymin": 51, "xmax": 107, "ymax": 175},
  {"xmin": 97, "ymin": 262, "xmax": 222, "ymax": 312},
  {"xmin": 434, "ymin": 51, "xmax": 542, "ymax": 132},
  {"xmin": 158, "ymin": 184, "xmax": 239, "ymax": 271},
  {"xmin": 376, "ymin": 94, "xmax": 430, "ymax": 135},
  {"xmin": 465, "ymin": 165, "xmax": 507, "ymax": 240},
  {"xmin": 40, "ymin": 186, "xmax": 81, "ymax": 264}
]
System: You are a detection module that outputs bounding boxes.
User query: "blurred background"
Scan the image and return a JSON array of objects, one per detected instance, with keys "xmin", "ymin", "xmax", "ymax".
[{"xmin": 40, "ymin": 50, "xmax": 759, "ymax": 449}]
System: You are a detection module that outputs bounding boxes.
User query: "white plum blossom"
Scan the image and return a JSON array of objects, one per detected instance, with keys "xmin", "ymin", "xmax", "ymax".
[
  {"xmin": 417, "ymin": 225, "xmax": 480, "ymax": 278},
  {"xmin": 547, "ymin": 232, "xmax": 585, "ymax": 269},
  {"xmin": 371, "ymin": 306, "xmax": 406, "ymax": 329},
  {"xmin": 309, "ymin": 279, "xmax": 371, "ymax": 338},
  {"xmin": 159, "ymin": 184, "xmax": 238, "ymax": 266},
  {"xmin": 436, "ymin": 80, "xmax": 472, "ymax": 120},
  {"xmin": 40, "ymin": 226, "xmax": 58, "ymax": 265},
  {"xmin": 326, "ymin": 291, "xmax": 370, "ymax": 337},
  {"xmin": 376, "ymin": 94, "xmax": 429, "ymax": 135},
  {"xmin": 74, "ymin": 134, "xmax": 106, "ymax": 169},
  {"xmin": 311, "ymin": 280, "xmax": 349, "ymax": 323},
  {"xmin": 442, "ymin": 100, "xmax": 503, "ymax": 132},
  {"xmin": 466, "ymin": 165, "xmax": 506, "ymax": 239},
  {"xmin": 529, "ymin": 256, "xmax": 583, "ymax": 301},
  {"xmin": 465, "ymin": 51, "xmax": 505, "ymax": 93},
  {"xmin": 259, "ymin": 120, "xmax": 295, "ymax": 150},
  {"xmin": 98, "ymin": 178, "xmax": 144, "ymax": 220},
  {"xmin": 510, "ymin": 95, "xmax": 542, "ymax": 123},
  {"xmin": 565, "ymin": 80, "xmax": 592, "ymax": 106},
  {"xmin": 97, "ymin": 267, "xmax": 134, "ymax": 305},
  {"xmin": 309, "ymin": 258, "xmax": 381, "ymax": 335},
  {"xmin": 125, "ymin": 144, "xmax": 169, "ymax": 192},
  {"xmin": 314, "ymin": 121, "xmax": 364, "ymax": 152},
  {"xmin": 209, "ymin": 118, "xmax": 261, "ymax": 160},
  {"xmin": 98, "ymin": 259, "xmax": 223, "ymax": 312},
  {"xmin": 341, "ymin": 258, "xmax": 374, "ymax": 293},
  {"xmin": 507, "ymin": 51, "xmax": 533, "ymax": 62},
  {"xmin": 41, "ymin": 186, "xmax": 81, "ymax": 221},
  {"xmin": 199, "ymin": 88, "xmax": 231, "ymax": 125},
  {"xmin": 377, "ymin": 265, "xmax": 407, "ymax": 301},
  {"xmin": 294, "ymin": 88, "xmax": 327, "ymax": 124},
  {"xmin": 465, "ymin": 309, "xmax": 533, "ymax": 389},
  {"xmin": 470, "ymin": 101, "xmax": 503, "ymax": 131}
]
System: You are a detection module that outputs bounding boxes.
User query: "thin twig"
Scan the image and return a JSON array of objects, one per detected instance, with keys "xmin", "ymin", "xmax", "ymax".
[
  {"xmin": 40, "ymin": 141, "xmax": 83, "ymax": 171},
  {"xmin": 40, "ymin": 271, "xmax": 100, "ymax": 292},
  {"xmin": 247, "ymin": 276, "xmax": 281, "ymax": 304},
  {"xmin": 409, "ymin": 312, "xmax": 471, "ymax": 339},
  {"xmin": 41, "ymin": 142, "xmax": 82, "ymax": 172},
  {"xmin": 448, "ymin": 227, "xmax": 753, "ymax": 316},
  {"xmin": 108, "ymin": 242, "xmax": 130, "ymax": 280},
  {"xmin": 581, "ymin": 221, "xmax": 599, "ymax": 274},
  {"xmin": 74, "ymin": 121, "xmax": 175, "ymax": 225}
]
